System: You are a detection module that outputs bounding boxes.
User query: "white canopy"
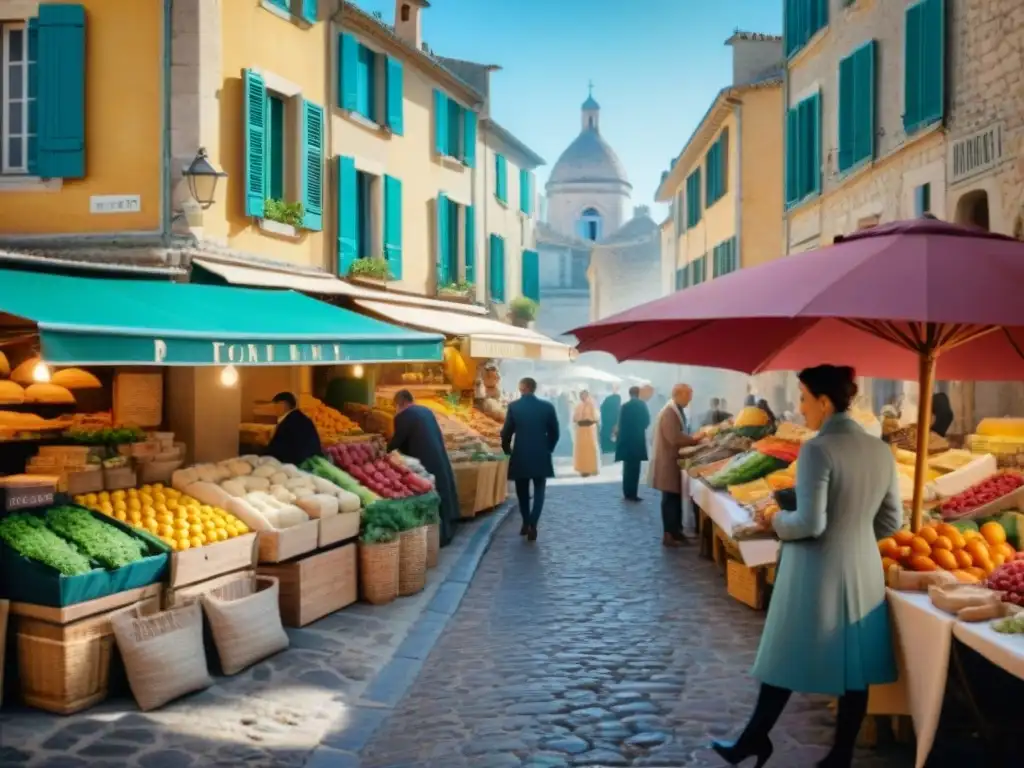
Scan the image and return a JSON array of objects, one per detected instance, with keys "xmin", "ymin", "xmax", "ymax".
[{"xmin": 554, "ymin": 365, "xmax": 623, "ymax": 384}]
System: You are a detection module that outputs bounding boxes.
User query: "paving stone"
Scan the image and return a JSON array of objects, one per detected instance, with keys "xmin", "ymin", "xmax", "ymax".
[
  {"xmin": 138, "ymin": 750, "xmax": 195, "ymax": 768},
  {"xmin": 571, "ymin": 748, "xmax": 629, "ymax": 766},
  {"xmin": 625, "ymin": 731, "xmax": 667, "ymax": 748},
  {"xmin": 611, "ymin": 700, "xmax": 659, "ymax": 715},
  {"xmin": 541, "ymin": 735, "xmax": 590, "ymax": 754}
]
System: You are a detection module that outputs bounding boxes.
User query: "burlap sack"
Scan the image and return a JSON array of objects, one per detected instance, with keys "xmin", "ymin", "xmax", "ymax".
[
  {"xmin": 201, "ymin": 575, "xmax": 288, "ymax": 676},
  {"xmin": 111, "ymin": 601, "xmax": 212, "ymax": 711}
]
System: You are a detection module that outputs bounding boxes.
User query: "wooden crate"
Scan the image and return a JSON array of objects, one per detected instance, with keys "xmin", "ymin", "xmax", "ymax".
[
  {"xmin": 452, "ymin": 463, "xmax": 480, "ymax": 518},
  {"xmin": 726, "ymin": 559, "xmax": 766, "ymax": 610},
  {"xmin": 258, "ymin": 543, "xmax": 357, "ymax": 627},
  {"xmin": 13, "ymin": 592, "xmax": 160, "ymax": 714},
  {"xmin": 167, "ymin": 532, "xmax": 258, "ymax": 589},
  {"xmin": 318, "ymin": 512, "xmax": 360, "ymax": 548},
  {"xmin": 164, "ymin": 569, "xmax": 257, "ymax": 609},
  {"xmin": 492, "ymin": 460, "xmax": 509, "ymax": 506},
  {"xmin": 472, "ymin": 461, "xmax": 499, "ymax": 513},
  {"xmin": 257, "ymin": 519, "xmax": 320, "ymax": 563},
  {"xmin": 766, "ymin": 565, "xmax": 777, "ymax": 585}
]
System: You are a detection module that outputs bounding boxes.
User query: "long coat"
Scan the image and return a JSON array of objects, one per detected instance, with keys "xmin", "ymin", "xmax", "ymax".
[
  {"xmin": 501, "ymin": 394, "xmax": 559, "ymax": 480},
  {"xmin": 599, "ymin": 394, "xmax": 621, "ymax": 453},
  {"xmin": 648, "ymin": 403, "xmax": 688, "ymax": 493},
  {"xmin": 388, "ymin": 404, "xmax": 460, "ymax": 546},
  {"xmin": 614, "ymin": 397, "xmax": 649, "ymax": 463},
  {"xmin": 752, "ymin": 413, "xmax": 901, "ymax": 696},
  {"xmin": 266, "ymin": 409, "xmax": 323, "ymax": 466}
]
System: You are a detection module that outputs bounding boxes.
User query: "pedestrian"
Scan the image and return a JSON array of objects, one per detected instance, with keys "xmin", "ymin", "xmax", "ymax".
[
  {"xmin": 501, "ymin": 377, "xmax": 560, "ymax": 542},
  {"xmin": 265, "ymin": 392, "xmax": 323, "ymax": 466},
  {"xmin": 599, "ymin": 385, "xmax": 621, "ymax": 460},
  {"xmin": 701, "ymin": 397, "xmax": 731, "ymax": 428},
  {"xmin": 931, "ymin": 391, "xmax": 954, "ymax": 437},
  {"xmin": 387, "ymin": 390, "xmax": 460, "ymax": 547},
  {"xmin": 712, "ymin": 365, "xmax": 901, "ymax": 768},
  {"xmin": 615, "ymin": 385, "xmax": 650, "ymax": 501},
  {"xmin": 571, "ymin": 391, "xmax": 600, "ymax": 477},
  {"xmin": 647, "ymin": 383, "xmax": 702, "ymax": 547}
]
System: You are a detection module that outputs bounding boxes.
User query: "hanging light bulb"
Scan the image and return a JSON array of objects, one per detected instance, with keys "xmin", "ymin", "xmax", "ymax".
[
  {"xmin": 32, "ymin": 361, "xmax": 51, "ymax": 383},
  {"xmin": 352, "ymin": 364, "xmax": 364, "ymax": 379},
  {"xmin": 220, "ymin": 364, "xmax": 239, "ymax": 387}
]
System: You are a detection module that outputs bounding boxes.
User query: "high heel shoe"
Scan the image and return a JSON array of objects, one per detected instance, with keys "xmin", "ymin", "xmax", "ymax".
[{"xmin": 710, "ymin": 736, "xmax": 774, "ymax": 767}]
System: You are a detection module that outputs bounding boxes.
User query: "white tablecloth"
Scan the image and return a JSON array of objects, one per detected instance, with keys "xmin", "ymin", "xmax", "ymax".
[
  {"xmin": 688, "ymin": 477, "xmax": 780, "ymax": 567},
  {"xmin": 952, "ymin": 620, "xmax": 1024, "ymax": 681}
]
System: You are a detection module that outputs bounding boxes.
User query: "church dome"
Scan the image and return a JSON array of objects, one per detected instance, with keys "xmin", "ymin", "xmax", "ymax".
[{"xmin": 548, "ymin": 131, "xmax": 631, "ymax": 188}]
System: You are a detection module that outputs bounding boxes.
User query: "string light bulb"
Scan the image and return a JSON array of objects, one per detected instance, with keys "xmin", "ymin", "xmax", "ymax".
[
  {"xmin": 32, "ymin": 361, "xmax": 51, "ymax": 383},
  {"xmin": 352, "ymin": 364, "xmax": 364, "ymax": 379},
  {"xmin": 220, "ymin": 364, "xmax": 239, "ymax": 387}
]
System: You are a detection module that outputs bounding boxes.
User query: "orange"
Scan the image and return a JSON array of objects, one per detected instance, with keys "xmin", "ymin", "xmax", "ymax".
[
  {"xmin": 977, "ymin": 557, "xmax": 996, "ymax": 575},
  {"xmin": 965, "ymin": 540, "xmax": 991, "ymax": 562},
  {"xmin": 932, "ymin": 535, "xmax": 954, "ymax": 551},
  {"xmin": 881, "ymin": 557, "xmax": 899, "ymax": 572},
  {"xmin": 993, "ymin": 554, "xmax": 1007, "ymax": 567},
  {"xmin": 910, "ymin": 555, "xmax": 938, "ymax": 572},
  {"xmin": 893, "ymin": 530, "xmax": 916, "ymax": 546},
  {"xmin": 933, "ymin": 549, "xmax": 958, "ymax": 571},
  {"xmin": 966, "ymin": 566, "xmax": 988, "ymax": 580},
  {"xmin": 878, "ymin": 537, "xmax": 900, "ymax": 557},
  {"xmin": 918, "ymin": 527, "xmax": 939, "ymax": 544},
  {"xmin": 896, "ymin": 546, "xmax": 914, "ymax": 563},
  {"xmin": 954, "ymin": 549, "xmax": 974, "ymax": 568},
  {"xmin": 910, "ymin": 536, "xmax": 932, "ymax": 556},
  {"xmin": 994, "ymin": 542, "xmax": 1016, "ymax": 561},
  {"xmin": 952, "ymin": 570, "xmax": 981, "ymax": 584},
  {"xmin": 980, "ymin": 522, "xmax": 1008, "ymax": 547}
]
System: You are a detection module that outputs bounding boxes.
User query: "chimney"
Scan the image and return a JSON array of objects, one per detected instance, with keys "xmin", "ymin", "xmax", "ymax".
[
  {"xmin": 394, "ymin": 0, "xmax": 429, "ymax": 50},
  {"xmin": 726, "ymin": 31, "xmax": 783, "ymax": 86}
]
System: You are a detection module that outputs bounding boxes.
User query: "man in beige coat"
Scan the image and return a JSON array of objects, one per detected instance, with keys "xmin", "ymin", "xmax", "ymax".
[{"xmin": 648, "ymin": 384, "xmax": 702, "ymax": 547}]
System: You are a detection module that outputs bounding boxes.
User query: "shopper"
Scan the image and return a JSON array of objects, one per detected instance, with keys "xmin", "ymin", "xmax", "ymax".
[
  {"xmin": 599, "ymin": 385, "xmax": 621, "ymax": 459},
  {"xmin": 647, "ymin": 383, "xmax": 701, "ymax": 547},
  {"xmin": 615, "ymin": 386, "xmax": 650, "ymax": 501},
  {"xmin": 266, "ymin": 392, "xmax": 322, "ymax": 467},
  {"xmin": 571, "ymin": 391, "xmax": 600, "ymax": 477},
  {"xmin": 712, "ymin": 365, "xmax": 901, "ymax": 768},
  {"xmin": 501, "ymin": 377, "xmax": 559, "ymax": 542},
  {"xmin": 931, "ymin": 391, "xmax": 954, "ymax": 437},
  {"xmin": 388, "ymin": 390, "xmax": 460, "ymax": 547}
]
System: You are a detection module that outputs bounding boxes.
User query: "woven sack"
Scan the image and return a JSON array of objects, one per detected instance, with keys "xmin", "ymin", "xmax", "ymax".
[
  {"xmin": 426, "ymin": 523, "xmax": 439, "ymax": 568},
  {"xmin": 201, "ymin": 575, "xmax": 288, "ymax": 675},
  {"xmin": 398, "ymin": 526, "xmax": 427, "ymax": 596},
  {"xmin": 111, "ymin": 601, "xmax": 212, "ymax": 711},
  {"xmin": 358, "ymin": 539, "xmax": 400, "ymax": 605}
]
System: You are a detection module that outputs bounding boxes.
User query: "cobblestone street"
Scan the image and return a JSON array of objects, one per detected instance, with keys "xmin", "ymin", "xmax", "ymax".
[{"xmin": 358, "ymin": 474, "xmax": 911, "ymax": 768}]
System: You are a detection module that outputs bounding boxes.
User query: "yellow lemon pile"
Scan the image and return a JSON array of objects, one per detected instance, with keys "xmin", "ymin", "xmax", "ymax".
[{"xmin": 74, "ymin": 483, "xmax": 250, "ymax": 552}]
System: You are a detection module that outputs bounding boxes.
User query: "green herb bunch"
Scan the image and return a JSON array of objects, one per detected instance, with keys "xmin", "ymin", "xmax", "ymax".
[
  {"xmin": 0, "ymin": 514, "xmax": 93, "ymax": 576},
  {"xmin": 45, "ymin": 506, "xmax": 146, "ymax": 569}
]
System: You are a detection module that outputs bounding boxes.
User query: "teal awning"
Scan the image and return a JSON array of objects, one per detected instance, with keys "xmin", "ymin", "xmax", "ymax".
[{"xmin": 0, "ymin": 269, "xmax": 443, "ymax": 366}]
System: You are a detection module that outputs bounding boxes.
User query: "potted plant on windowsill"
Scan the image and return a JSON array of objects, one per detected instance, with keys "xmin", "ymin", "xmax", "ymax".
[
  {"xmin": 437, "ymin": 280, "xmax": 475, "ymax": 303},
  {"xmin": 508, "ymin": 296, "xmax": 538, "ymax": 328},
  {"xmin": 259, "ymin": 199, "xmax": 305, "ymax": 237},
  {"xmin": 348, "ymin": 255, "xmax": 392, "ymax": 288}
]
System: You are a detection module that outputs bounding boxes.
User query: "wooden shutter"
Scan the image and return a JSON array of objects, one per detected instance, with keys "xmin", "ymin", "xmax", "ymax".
[
  {"xmin": 522, "ymin": 250, "xmax": 539, "ymax": 302},
  {"xmin": 337, "ymin": 156, "xmax": 358, "ymax": 276},
  {"xmin": 489, "ymin": 234, "xmax": 505, "ymax": 302},
  {"xmin": 520, "ymin": 168, "xmax": 532, "ymax": 214},
  {"xmin": 385, "ymin": 57, "xmax": 404, "ymax": 135},
  {"xmin": 921, "ymin": 0, "xmax": 945, "ymax": 127},
  {"xmin": 495, "ymin": 154, "xmax": 507, "ymax": 202},
  {"xmin": 811, "ymin": 92, "xmax": 822, "ymax": 195},
  {"xmin": 434, "ymin": 90, "xmax": 449, "ymax": 156},
  {"xmin": 300, "ymin": 0, "xmax": 317, "ymax": 23},
  {"xmin": 26, "ymin": 19, "xmax": 38, "ymax": 175},
  {"xmin": 719, "ymin": 128, "xmax": 729, "ymax": 195},
  {"xmin": 36, "ymin": 4, "xmax": 86, "ymax": 179},
  {"xmin": 854, "ymin": 42, "xmax": 876, "ymax": 166},
  {"xmin": 339, "ymin": 33, "xmax": 358, "ymax": 112},
  {"xmin": 437, "ymin": 194, "xmax": 450, "ymax": 286},
  {"xmin": 838, "ymin": 53, "xmax": 855, "ymax": 172},
  {"xmin": 300, "ymin": 101, "xmax": 324, "ymax": 231},
  {"xmin": 463, "ymin": 109, "xmax": 477, "ymax": 167},
  {"xmin": 242, "ymin": 69, "xmax": 267, "ymax": 217},
  {"xmin": 384, "ymin": 175, "xmax": 403, "ymax": 279},
  {"xmin": 464, "ymin": 204, "xmax": 476, "ymax": 283}
]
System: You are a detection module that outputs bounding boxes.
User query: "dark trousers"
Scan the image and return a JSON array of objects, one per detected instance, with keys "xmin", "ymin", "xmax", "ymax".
[
  {"xmin": 622, "ymin": 460, "xmax": 641, "ymax": 499},
  {"xmin": 661, "ymin": 491, "xmax": 683, "ymax": 535},
  {"xmin": 514, "ymin": 478, "xmax": 547, "ymax": 527}
]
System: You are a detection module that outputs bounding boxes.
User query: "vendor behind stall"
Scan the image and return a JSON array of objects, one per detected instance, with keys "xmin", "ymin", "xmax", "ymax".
[
  {"xmin": 266, "ymin": 392, "xmax": 323, "ymax": 466},
  {"xmin": 388, "ymin": 390, "xmax": 460, "ymax": 547}
]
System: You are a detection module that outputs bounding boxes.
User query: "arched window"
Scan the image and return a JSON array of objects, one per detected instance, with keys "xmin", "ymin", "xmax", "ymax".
[
  {"xmin": 400, "ymin": 4, "xmax": 410, "ymax": 21},
  {"xmin": 577, "ymin": 207, "xmax": 602, "ymax": 241}
]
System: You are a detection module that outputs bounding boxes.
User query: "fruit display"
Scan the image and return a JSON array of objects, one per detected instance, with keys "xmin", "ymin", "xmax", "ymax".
[
  {"xmin": 303, "ymin": 455, "xmax": 379, "ymax": 507},
  {"xmin": 734, "ymin": 406, "xmax": 772, "ymax": 429},
  {"xmin": 320, "ymin": 442, "xmax": 434, "ymax": 499},
  {"xmin": 391, "ymin": 452, "xmax": 433, "ymax": 483},
  {"xmin": 443, "ymin": 345, "xmax": 476, "ymax": 391},
  {"xmin": 171, "ymin": 456, "xmax": 361, "ymax": 531},
  {"xmin": 706, "ymin": 451, "xmax": 789, "ymax": 490},
  {"xmin": 939, "ymin": 472, "xmax": 1024, "ymax": 519},
  {"xmin": 773, "ymin": 422, "xmax": 816, "ymax": 443},
  {"xmin": 0, "ymin": 513, "xmax": 95, "ymax": 575},
  {"xmin": 878, "ymin": 519, "xmax": 1018, "ymax": 580},
  {"xmin": 300, "ymin": 397, "xmax": 363, "ymax": 444},
  {"xmin": 992, "ymin": 613, "xmax": 1024, "ymax": 634},
  {"xmin": 752, "ymin": 437, "xmax": 801, "ymax": 464},
  {"xmin": 45, "ymin": 505, "xmax": 147, "ymax": 569},
  {"xmin": 63, "ymin": 425, "xmax": 145, "ymax": 445},
  {"xmin": 986, "ymin": 560, "xmax": 1024, "ymax": 605},
  {"xmin": 75, "ymin": 484, "xmax": 251, "ymax": 552}
]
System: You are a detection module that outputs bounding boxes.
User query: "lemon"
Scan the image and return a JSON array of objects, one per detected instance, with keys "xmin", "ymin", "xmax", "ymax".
[
  {"xmin": 114, "ymin": 510, "xmax": 127, "ymax": 522},
  {"xmin": 190, "ymin": 535, "xmax": 204, "ymax": 549}
]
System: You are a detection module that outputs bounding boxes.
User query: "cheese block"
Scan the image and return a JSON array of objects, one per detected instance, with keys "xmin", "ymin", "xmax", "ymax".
[
  {"xmin": 51, "ymin": 367, "xmax": 102, "ymax": 389},
  {"xmin": 977, "ymin": 418, "xmax": 1024, "ymax": 437}
]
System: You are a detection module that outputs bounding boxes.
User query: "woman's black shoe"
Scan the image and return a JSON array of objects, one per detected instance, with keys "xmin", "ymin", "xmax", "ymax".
[
  {"xmin": 527, "ymin": 526, "xmax": 538, "ymax": 542},
  {"xmin": 711, "ymin": 736, "xmax": 773, "ymax": 767},
  {"xmin": 520, "ymin": 523, "xmax": 529, "ymax": 536}
]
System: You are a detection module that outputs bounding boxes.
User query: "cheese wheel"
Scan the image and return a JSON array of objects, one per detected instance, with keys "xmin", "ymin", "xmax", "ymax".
[
  {"xmin": 24, "ymin": 383, "xmax": 76, "ymax": 404},
  {"xmin": 51, "ymin": 367, "xmax": 102, "ymax": 389},
  {"xmin": 0, "ymin": 380, "xmax": 24, "ymax": 405},
  {"xmin": 10, "ymin": 356, "xmax": 42, "ymax": 385}
]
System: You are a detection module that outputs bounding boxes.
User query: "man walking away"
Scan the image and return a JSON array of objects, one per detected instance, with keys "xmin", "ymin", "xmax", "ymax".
[
  {"xmin": 388, "ymin": 390, "xmax": 460, "ymax": 547},
  {"xmin": 501, "ymin": 377, "xmax": 559, "ymax": 542},
  {"xmin": 599, "ymin": 386, "xmax": 622, "ymax": 462},
  {"xmin": 615, "ymin": 386, "xmax": 650, "ymax": 501},
  {"xmin": 648, "ymin": 384, "xmax": 703, "ymax": 547}
]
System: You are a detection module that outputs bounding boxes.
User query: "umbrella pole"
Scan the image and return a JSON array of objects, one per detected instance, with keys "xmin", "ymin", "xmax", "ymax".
[{"xmin": 910, "ymin": 352, "xmax": 937, "ymax": 532}]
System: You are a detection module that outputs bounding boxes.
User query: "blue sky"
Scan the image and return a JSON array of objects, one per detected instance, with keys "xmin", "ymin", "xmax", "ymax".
[{"xmin": 355, "ymin": 0, "xmax": 781, "ymax": 219}]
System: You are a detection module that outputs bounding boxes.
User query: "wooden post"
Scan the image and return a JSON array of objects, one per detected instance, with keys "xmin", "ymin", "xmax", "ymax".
[{"xmin": 910, "ymin": 352, "xmax": 937, "ymax": 532}]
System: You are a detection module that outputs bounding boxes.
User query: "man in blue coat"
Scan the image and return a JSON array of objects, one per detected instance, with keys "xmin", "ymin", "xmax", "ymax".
[
  {"xmin": 501, "ymin": 377, "xmax": 559, "ymax": 542},
  {"xmin": 615, "ymin": 386, "xmax": 650, "ymax": 501}
]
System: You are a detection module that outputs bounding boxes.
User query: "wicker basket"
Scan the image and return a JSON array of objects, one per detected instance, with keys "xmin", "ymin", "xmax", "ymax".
[
  {"xmin": 426, "ymin": 523, "xmax": 440, "ymax": 568},
  {"xmin": 17, "ymin": 631, "xmax": 113, "ymax": 714},
  {"xmin": 398, "ymin": 526, "xmax": 428, "ymax": 596},
  {"xmin": 358, "ymin": 539, "xmax": 400, "ymax": 605},
  {"xmin": 201, "ymin": 575, "xmax": 289, "ymax": 675}
]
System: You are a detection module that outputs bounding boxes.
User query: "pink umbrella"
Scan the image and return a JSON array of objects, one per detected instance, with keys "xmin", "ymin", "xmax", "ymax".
[{"xmin": 571, "ymin": 219, "xmax": 1024, "ymax": 530}]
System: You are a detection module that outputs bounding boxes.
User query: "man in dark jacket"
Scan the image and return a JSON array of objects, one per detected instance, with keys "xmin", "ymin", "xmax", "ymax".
[
  {"xmin": 599, "ymin": 386, "xmax": 621, "ymax": 458},
  {"xmin": 501, "ymin": 377, "xmax": 559, "ymax": 542},
  {"xmin": 266, "ymin": 392, "xmax": 322, "ymax": 466},
  {"xmin": 615, "ymin": 386, "xmax": 650, "ymax": 502},
  {"xmin": 387, "ymin": 390, "xmax": 460, "ymax": 547}
]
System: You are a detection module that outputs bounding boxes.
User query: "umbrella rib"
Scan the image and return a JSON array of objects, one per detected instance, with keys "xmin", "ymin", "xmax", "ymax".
[{"xmin": 1001, "ymin": 327, "xmax": 1024, "ymax": 362}]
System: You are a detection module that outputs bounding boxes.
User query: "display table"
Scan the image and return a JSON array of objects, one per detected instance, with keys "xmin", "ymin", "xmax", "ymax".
[
  {"xmin": 952, "ymin": 620, "xmax": 1024, "ymax": 681},
  {"xmin": 688, "ymin": 477, "xmax": 779, "ymax": 567}
]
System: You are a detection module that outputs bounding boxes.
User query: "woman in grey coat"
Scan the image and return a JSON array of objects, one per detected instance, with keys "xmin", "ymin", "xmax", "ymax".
[{"xmin": 713, "ymin": 365, "xmax": 902, "ymax": 768}]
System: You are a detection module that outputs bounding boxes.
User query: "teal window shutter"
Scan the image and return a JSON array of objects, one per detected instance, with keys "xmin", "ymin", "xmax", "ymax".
[
  {"xmin": 436, "ymin": 194, "xmax": 450, "ymax": 286},
  {"xmin": 463, "ymin": 109, "xmax": 477, "ymax": 167},
  {"xmin": 464, "ymin": 204, "xmax": 476, "ymax": 283},
  {"xmin": 810, "ymin": 92, "xmax": 822, "ymax": 195},
  {"xmin": 36, "ymin": 3, "xmax": 86, "ymax": 179},
  {"xmin": 337, "ymin": 156, "xmax": 358, "ymax": 276},
  {"xmin": 385, "ymin": 57, "xmax": 404, "ymax": 135},
  {"xmin": 521, "ymin": 250, "xmax": 539, "ymax": 302},
  {"xmin": 495, "ymin": 154, "xmax": 507, "ymax": 203},
  {"xmin": 705, "ymin": 143, "xmax": 717, "ymax": 205},
  {"xmin": 685, "ymin": 169, "xmax": 702, "ymax": 227},
  {"xmin": 434, "ymin": 90, "xmax": 449, "ymax": 156},
  {"xmin": 519, "ymin": 169, "xmax": 533, "ymax": 214},
  {"xmin": 26, "ymin": 19, "xmax": 39, "ymax": 175},
  {"xmin": 300, "ymin": 0, "xmax": 317, "ymax": 23},
  {"xmin": 355, "ymin": 44, "xmax": 376, "ymax": 121},
  {"xmin": 785, "ymin": 107, "xmax": 798, "ymax": 205},
  {"xmin": 242, "ymin": 69, "xmax": 267, "ymax": 217},
  {"xmin": 904, "ymin": 2, "xmax": 923, "ymax": 132},
  {"xmin": 904, "ymin": 0, "xmax": 945, "ymax": 134},
  {"xmin": 837, "ymin": 53, "xmax": 855, "ymax": 172},
  {"xmin": 719, "ymin": 128, "xmax": 729, "ymax": 196},
  {"xmin": 384, "ymin": 175, "xmax": 403, "ymax": 279},
  {"xmin": 839, "ymin": 42, "xmax": 877, "ymax": 172},
  {"xmin": 489, "ymin": 235, "xmax": 505, "ymax": 302},
  {"xmin": 339, "ymin": 34, "xmax": 359, "ymax": 112},
  {"xmin": 300, "ymin": 100, "xmax": 324, "ymax": 231}
]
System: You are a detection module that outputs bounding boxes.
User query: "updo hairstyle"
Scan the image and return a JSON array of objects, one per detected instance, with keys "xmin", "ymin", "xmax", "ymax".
[{"xmin": 797, "ymin": 365, "xmax": 858, "ymax": 413}]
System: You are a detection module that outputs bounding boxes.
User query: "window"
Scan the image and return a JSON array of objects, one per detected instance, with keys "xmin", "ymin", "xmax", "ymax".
[
  {"xmin": 433, "ymin": 89, "xmax": 477, "ymax": 167},
  {"xmin": 571, "ymin": 251, "xmax": 588, "ymax": 288},
  {"xmin": 705, "ymin": 128, "xmax": 729, "ymax": 208},
  {"xmin": 519, "ymin": 168, "xmax": 533, "ymax": 214},
  {"xmin": 904, "ymin": 0, "xmax": 945, "ymax": 135},
  {"xmin": 712, "ymin": 237, "xmax": 738, "ymax": 277},
  {"xmin": 338, "ymin": 159, "xmax": 401, "ymax": 278},
  {"xmin": 838, "ymin": 41, "xmax": 877, "ymax": 173},
  {"xmin": 675, "ymin": 265, "xmax": 690, "ymax": 291},
  {"xmin": 495, "ymin": 153, "xmax": 507, "ymax": 204},
  {"xmin": 354, "ymin": 44, "xmax": 376, "ymax": 122},
  {"xmin": 267, "ymin": 1, "xmax": 318, "ymax": 24},
  {"xmin": 1, "ymin": 22, "xmax": 36, "ymax": 174},
  {"xmin": 914, "ymin": 183, "xmax": 931, "ymax": 217},
  {"xmin": 489, "ymin": 234, "xmax": 506, "ymax": 302},
  {"xmin": 578, "ymin": 207, "xmax": 602, "ymax": 241},
  {"xmin": 785, "ymin": 91, "xmax": 821, "ymax": 207},
  {"xmin": 685, "ymin": 169, "xmax": 702, "ymax": 227},
  {"xmin": 691, "ymin": 254, "xmax": 707, "ymax": 285},
  {"xmin": 339, "ymin": 33, "xmax": 404, "ymax": 134},
  {"xmin": 784, "ymin": 0, "xmax": 829, "ymax": 58},
  {"xmin": 521, "ymin": 249, "xmax": 540, "ymax": 302},
  {"xmin": 355, "ymin": 170, "xmax": 375, "ymax": 258},
  {"xmin": 266, "ymin": 95, "xmax": 286, "ymax": 200},
  {"xmin": 400, "ymin": 3, "xmax": 410, "ymax": 22},
  {"xmin": 436, "ymin": 194, "xmax": 475, "ymax": 288}
]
